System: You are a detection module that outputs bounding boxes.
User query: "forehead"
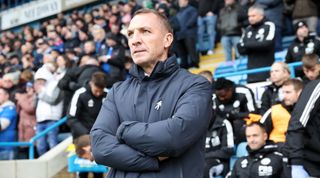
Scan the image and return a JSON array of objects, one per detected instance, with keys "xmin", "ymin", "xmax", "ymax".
[
  {"xmin": 248, "ymin": 9, "xmax": 261, "ymax": 16},
  {"xmin": 128, "ymin": 13, "xmax": 162, "ymax": 30},
  {"xmin": 271, "ymin": 63, "xmax": 283, "ymax": 71},
  {"xmin": 246, "ymin": 125, "xmax": 261, "ymax": 135}
]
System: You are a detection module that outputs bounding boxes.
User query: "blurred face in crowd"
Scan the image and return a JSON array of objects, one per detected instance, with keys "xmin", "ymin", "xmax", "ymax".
[
  {"xmin": 246, "ymin": 124, "xmax": 267, "ymax": 151},
  {"xmin": 270, "ymin": 63, "xmax": 290, "ymax": 86},
  {"xmin": 248, "ymin": 9, "xmax": 264, "ymax": 25},
  {"xmin": 0, "ymin": 89, "xmax": 9, "ymax": 105},
  {"xmin": 225, "ymin": 0, "xmax": 235, "ymax": 6},
  {"xmin": 178, "ymin": 0, "xmax": 188, "ymax": 7},
  {"xmin": 216, "ymin": 88, "xmax": 233, "ymax": 104},
  {"xmin": 127, "ymin": 12, "xmax": 173, "ymax": 74},
  {"xmin": 303, "ymin": 65, "xmax": 320, "ymax": 80},
  {"xmin": 79, "ymin": 145, "xmax": 94, "ymax": 161},
  {"xmin": 2, "ymin": 78, "xmax": 14, "ymax": 89},
  {"xmin": 296, "ymin": 25, "xmax": 309, "ymax": 39},
  {"xmin": 282, "ymin": 84, "xmax": 301, "ymax": 106}
]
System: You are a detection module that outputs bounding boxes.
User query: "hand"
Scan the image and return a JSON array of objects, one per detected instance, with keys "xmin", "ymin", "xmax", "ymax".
[
  {"xmin": 158, "ymin": 156, "xmax": 169, "ymax": 161},
  {"xmin": 209, "ymin": 163, "xmax": 224, "ymax": 177},
  {"xmin": 291, "ymin": 165, "xmax": 309, "ymax": 178},
  {"xmin": 206, "ymin": 11, "xmax": 214, "ymax": 16}
]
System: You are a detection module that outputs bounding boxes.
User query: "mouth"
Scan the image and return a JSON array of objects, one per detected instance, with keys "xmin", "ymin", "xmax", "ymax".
[{"xmin": 133, "ymin": 49, "xmax": 147, "ymax": 55}]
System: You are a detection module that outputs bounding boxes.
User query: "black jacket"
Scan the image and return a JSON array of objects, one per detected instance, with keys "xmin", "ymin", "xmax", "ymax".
[
  {"xmin": 91, "ymin": 56, "xmax": 212, "ymax": 178},
  {"xmin": 230, "ymin": 143, "xmax": 285, "ymax": 178},
  {"xmin": 283, "ymin": 79, "xmax": 320, "ymax": 165},
  {"xmin": 205, "ymin": 117, "xmax": 234, "ymax": 165},
  {"xmin": 198, "ymin": 0, "xmax": 224, "ymax": 17},
  {"xmin": 67, "ymin": 84, "xmax": 107, "ymax": 139},
  {"xmin": 286, "ymin": 34, "xmax": 320, "ymax": 63},
  {"xmin": 213, "ymin": 85, "xmax": 257, "ymax": 144},
  {"xmin": 58, "ymin": 64, "xmax": 103, "ymax": 92},
  {"xmin": 237, "ymin": 19, "xmax": 276, "ymax": 83},
  {"xmin": 260, "ymin": 83, "xmax": 282, "ymax": 115}
]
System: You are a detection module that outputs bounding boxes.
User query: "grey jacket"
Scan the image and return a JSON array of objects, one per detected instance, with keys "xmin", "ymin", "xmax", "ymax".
[{"xmin": 90, "ymin": 56, "xmax": 212, "ymax": 178}]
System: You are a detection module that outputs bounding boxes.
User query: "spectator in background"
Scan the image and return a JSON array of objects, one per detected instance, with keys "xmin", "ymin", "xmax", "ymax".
[
  {"xmin": 237, "ymin": 5, "xmax": 276, "ymax": 83},
  {"xmin": 260, "ymin": 62, "xmax": 291, "ymax": 115},
  {"xmin": 67, "ymin": 72, "xmax": 107, "ymax": 140},
  {"xmin": 301, "ymin": 54, "xmax": 320, "ymax": 85},
  {"xmin": 175, "ymin": 0, "xmax": 199, "ymax": 68},
  {"xmin": 197, "ymin": 0, "xmax": 224, "ymax": 55},
  {"xmin": 2, "ymin": 71, "xmax": 21, "ymax": 102},
  {"xmin": 0, "ymin": 88, "xmax": 17, "ymax": 160},
  {"xmin": 58, "ymin": 56, "xmax": 102, "ymax": 93},
  {"xmin": 34, "ymin": 63, "xmax": 63, "ymax": 156},
  {"xmin": 99, "ymin": 34, "xmax": 126, "ymax": 85},
  {"xmin": 285, "ymin": 21, "xmax": 320, "ymax": 78},
  {"xmin": 83, "ymin": 41, "xmax": 97, "ymax": 58},
  {"xmin": 217, "ymin": 0, "xmax": 246, "ymax": 61},
  {"xmin": 204, "ymin": 106, "xmax": 234, "ymax": 178},
  {"xmin": 260, "ymin": 79, "xmax": 303, "ymax": 145},
  {"xmin": 213, "ymin": 78, "xmax": 257, "ymax": 144},
  {"xmin": 255, "ymin": 0, "xmax": 284, "ymax": 51},
  {"xmin": 67, "ymin": 72, "xmax": 107, "ymax": 178},
  {"xmin": 287, "ymin": 0, "xmax": 318, "ymax": 33},
  {"xmin": 230, "ymin": 122, "xmax": 286, "ymax": 178},
  {"xmin": 91, "ymin": 25, "xmax": 106, "ymax": 54},
  {"xmin": 15, "ymin": 82, "xmax": 37, "ymax": 159}
]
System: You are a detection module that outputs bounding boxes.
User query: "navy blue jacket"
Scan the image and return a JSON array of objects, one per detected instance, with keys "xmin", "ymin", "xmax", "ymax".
[{"xmin": 90, "ymin": 56, "xmax": 212, "ymax": 178}]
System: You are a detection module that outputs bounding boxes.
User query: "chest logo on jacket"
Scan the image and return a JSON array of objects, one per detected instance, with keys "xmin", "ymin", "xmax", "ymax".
[
  {"xmin": 88, "ymin": 99, "xmax": 94, "ymax": 107},
  {"xmin": 256, "ymin": 29, "xmax": 265, "ymax": 42},
  {"xmin": 155, "ymin": 100, "xmax": 162, "ymax": 110}
]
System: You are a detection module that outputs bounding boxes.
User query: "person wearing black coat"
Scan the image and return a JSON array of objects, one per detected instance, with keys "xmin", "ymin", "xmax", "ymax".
[
  {"xmin": 237, "ymin": 5, "xmax": 276, "ymax": 83},
  {"xmin": 230, "ymin": 122, "xmax": 286, "ymax": 178}
]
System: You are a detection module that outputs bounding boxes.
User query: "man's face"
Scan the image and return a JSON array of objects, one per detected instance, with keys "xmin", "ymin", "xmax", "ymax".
[
  {"xmin": 270, "ymin": 63, "xmax": 290, "ymax": 85},
  {"xmin": 282, "ymin": 84, "xmax": 301, "ymax": 106},
  {"xmin": 296, "ymin": 26, "xmax": 309, "ymax": 39},
  {"xmin": 246, "ymin": 125, "xmax": 267, "ymax": 151},
  {"xmin": 248, "ymin": 9, "xmax": 263, "ymax": 25},
  {"xmin": 90, "ymin": 83, "xmax": 104, "ymax": 98},
  {"xmin": 216, "ymin": 88, "xmax": 233, "ymax": 104},
  {"xmin": 303, "ymin": 65, "xmax": 320, "ymax": 80},
  {"xmin": 127, "ymin": 13, "xmax": 173, "ymax": 72}
]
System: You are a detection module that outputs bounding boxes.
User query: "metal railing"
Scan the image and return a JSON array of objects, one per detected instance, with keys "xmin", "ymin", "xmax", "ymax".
[
  {"xmin": 0, "ymin": 116, "xmax": 67, "ymax": 159},
  {"xmin": 214, "ymin": 61, "xmax": 302, "ymax": 79}
]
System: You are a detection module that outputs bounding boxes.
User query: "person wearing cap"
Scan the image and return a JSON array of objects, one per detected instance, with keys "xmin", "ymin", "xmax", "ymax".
[
  {"xmin": 98, "ymin": 33, "xmax": 126, "ymax": 85},
  {"xmin": 285, "ymin": 20, "xmax": 320, "ymax": 78}
]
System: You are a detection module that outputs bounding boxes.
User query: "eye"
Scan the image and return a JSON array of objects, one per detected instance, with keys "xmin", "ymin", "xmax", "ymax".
[
  {"xmin": 127, "ymin": 31, "xmax": 133, "ymax": 38},
  {"xmin": 143, "ymin": 29, "xmax": 151, "ymax": 34}
]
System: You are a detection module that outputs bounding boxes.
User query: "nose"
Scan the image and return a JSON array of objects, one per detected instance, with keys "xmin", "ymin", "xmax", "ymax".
[{"xmin": 129, "ymin": 31, "xmax": 141, "ymax": 46}]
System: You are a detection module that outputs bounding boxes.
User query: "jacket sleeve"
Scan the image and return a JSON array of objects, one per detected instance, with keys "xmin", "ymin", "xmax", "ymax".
[
  {"xmin": 116, "ymin": 78, "xmax": 212, "ymax": 157},
  {"xmin": 284, "ymin": 80, "xmax": 320, "ymax": 165},
  {"xmin": 67, "ymin": 88, "xmax": 88, "ymax": 137},
  {"xmin": 260, "ymin": 108, "xmax": 273, "ymax": 135},
  {"xmin": 260, "ymin": 89, "xmax": 272, "ymax": 115},
  {"xmin": 38, "ymin": 81, "xmax": 63, "ymax": 105},
  {"xmin": 205, "ymin": 119, "xmax": 234, "ymax": 160},
  {"xmin": 90, "ymin": 87, "xmax": 159, "ymax": 171}
]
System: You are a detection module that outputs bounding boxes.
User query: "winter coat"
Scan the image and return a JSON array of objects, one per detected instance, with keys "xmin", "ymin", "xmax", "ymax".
[
  {"xmin": 91, "ymin": 55, "xmax": 212, "ymax": 178},
  {"xmin": 16, "ymin": 93, "xmax": 36, "ymax": 142}
]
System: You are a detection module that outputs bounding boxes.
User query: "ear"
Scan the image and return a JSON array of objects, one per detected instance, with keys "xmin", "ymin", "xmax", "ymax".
[
  {"xmin": 163, "ymin": 32, "xmax": 174, "ymax": 49},
  {"xmin": 263, "ymin": 132, "xmax": 268, "ymax": 141}
]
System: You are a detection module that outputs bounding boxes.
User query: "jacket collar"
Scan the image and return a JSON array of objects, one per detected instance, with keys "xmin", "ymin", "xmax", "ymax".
[{"xmin": 129, "ymin": 55, "xmax": 179, "ymax": 81}]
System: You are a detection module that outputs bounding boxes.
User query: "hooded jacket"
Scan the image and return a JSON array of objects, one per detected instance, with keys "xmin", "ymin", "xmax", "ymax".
[
  {"xmin": 230, "ymin": 143, "xmax": 285, "ymax": 178},
  {"xmin": 91, "ymin": 56, "xmax": 212, "ymax": 178}
]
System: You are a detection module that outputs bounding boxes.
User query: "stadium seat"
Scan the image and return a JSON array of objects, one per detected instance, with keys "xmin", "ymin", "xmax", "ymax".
[{"xmin": 229, "ymin": 142, "xmax": 248, "ymax": 171}]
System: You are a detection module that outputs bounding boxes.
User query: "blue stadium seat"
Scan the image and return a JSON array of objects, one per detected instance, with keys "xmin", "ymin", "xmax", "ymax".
[{"xmin": 229, "ymin": 142, "xmax": 248, "ymax": 171}]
